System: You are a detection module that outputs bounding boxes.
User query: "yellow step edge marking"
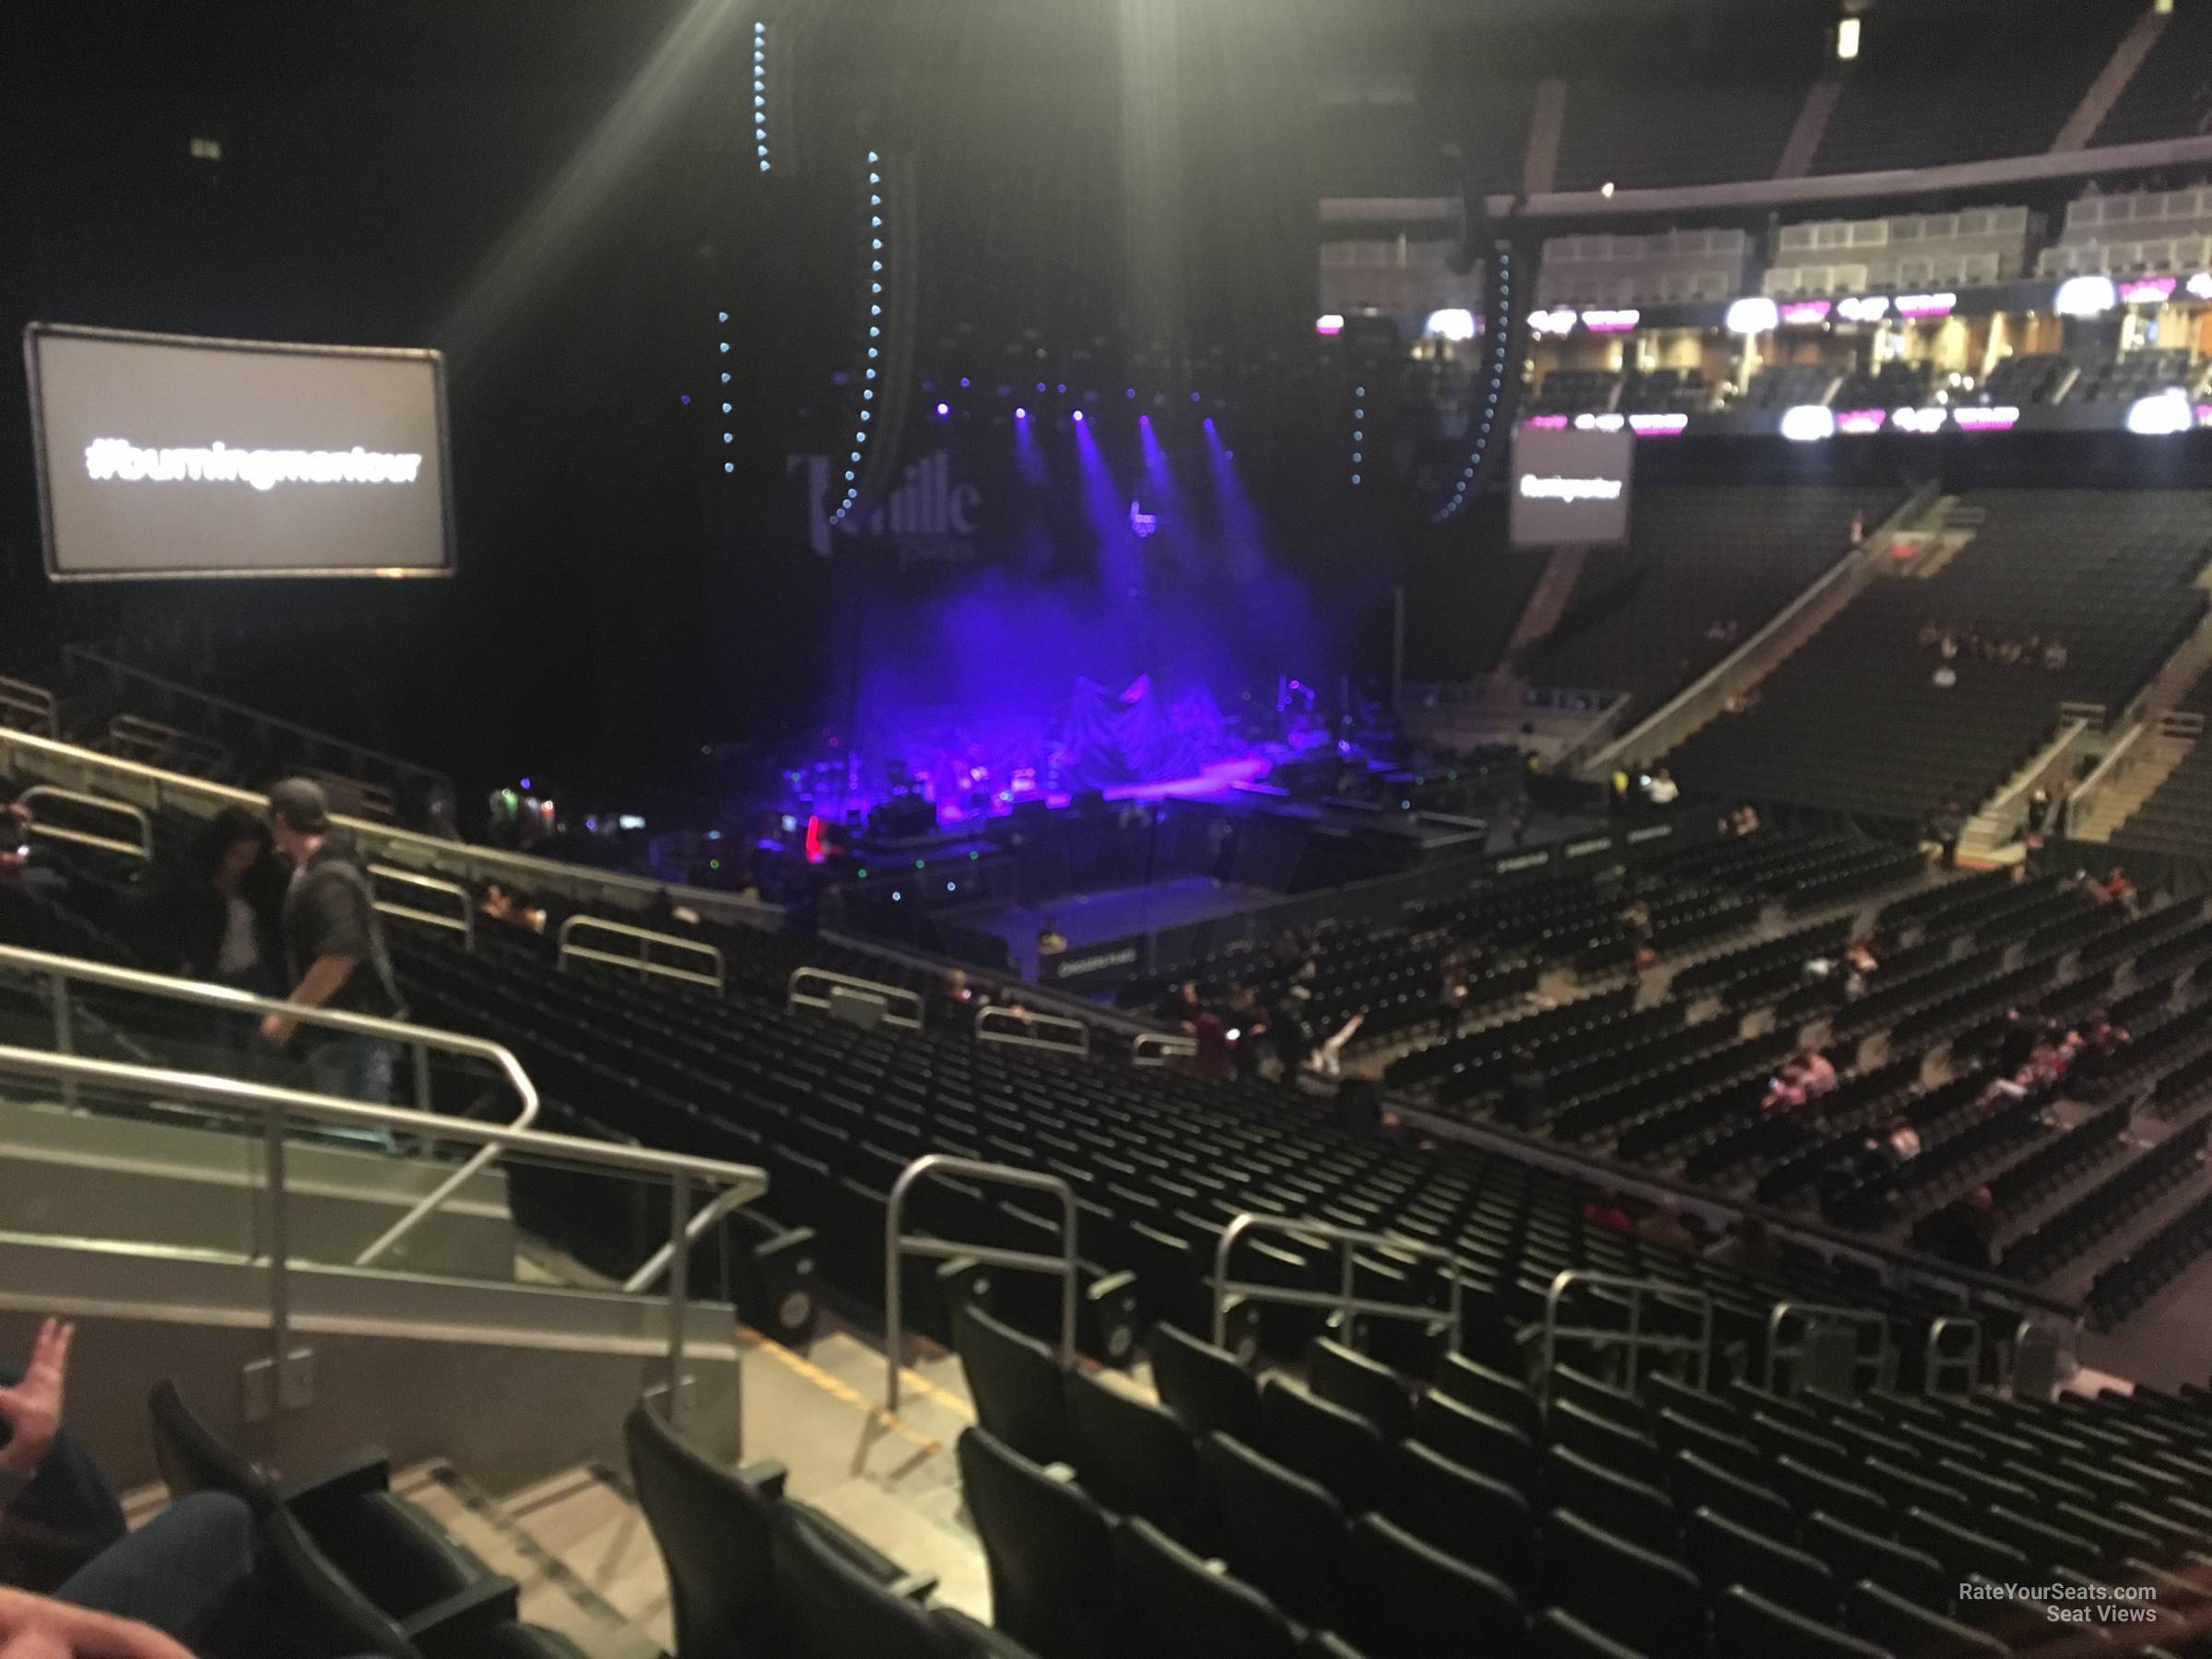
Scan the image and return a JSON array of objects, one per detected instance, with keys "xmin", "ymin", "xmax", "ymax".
[{"xmin": 736, "ymin": 1328, "xmax": 958, "ymax": 1455}]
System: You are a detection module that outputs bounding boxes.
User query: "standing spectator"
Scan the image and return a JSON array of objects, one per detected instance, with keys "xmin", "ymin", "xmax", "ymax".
[
  {"xmin": 1505, "ymin": 1045, "xmax": 1547, "ymax": 1131},
  {"xmin": 1206, "ymin": 816, "xmax": 1240, "ymax": 888},
  {"xmin": 1035, "ymin": 916, "xmax": 1068, "ymax": 961},
  {"xmin": 1644, "ymin": 770, "xmax": 1680, "ymax": 808},
  {"xmin": 0, "ymin": 797, "xmax": 69, "ymax": 905},
  {"xmin": 260, "ymin": 780, "xmax": 406, "ymax": 1107},
  {"xmin": 147, "ymin": 807, "xmax": 285, "ymax": 995},
  {"xmin": 2025, "ymin": 785, "xmax": 2051, "ymax": 837}
]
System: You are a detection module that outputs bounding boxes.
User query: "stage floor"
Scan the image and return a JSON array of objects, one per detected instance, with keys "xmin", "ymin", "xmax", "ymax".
[{"xmin": 946, "ymin": 876, "xmax": 1273, "ymax": 981}]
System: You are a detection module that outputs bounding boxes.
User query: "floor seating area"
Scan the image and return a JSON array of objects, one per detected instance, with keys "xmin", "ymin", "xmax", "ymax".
[
  {"xmin": 1512, "ymin": 485, "xmax": 1884, "ymax": 715},
  {"xmin": 1667, "ymin": 488, "xmax": 2212, "ymax": 820}
]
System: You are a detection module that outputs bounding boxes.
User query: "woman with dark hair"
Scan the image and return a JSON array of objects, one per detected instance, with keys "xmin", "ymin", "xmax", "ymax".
[{"xmin": 155, "ymin": 807, "xmax": 286, "ymax": 994}]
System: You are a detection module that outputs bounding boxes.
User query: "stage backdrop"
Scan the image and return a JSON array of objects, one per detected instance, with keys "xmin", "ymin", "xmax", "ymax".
[{"xmin": 781, "ymin": 416, "xmax": 1383, "ymax": 798}]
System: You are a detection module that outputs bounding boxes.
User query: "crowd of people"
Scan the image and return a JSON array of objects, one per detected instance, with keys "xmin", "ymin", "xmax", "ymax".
[{"xmin": 1918, "ymin": 621, "xmax": 2069, "ymax": 673}]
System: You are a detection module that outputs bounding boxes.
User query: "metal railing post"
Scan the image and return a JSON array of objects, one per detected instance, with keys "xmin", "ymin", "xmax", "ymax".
[
  {"xmin": 884, "ymin": 1155, "xmax": 1077, "ymax": 1414},
  {"xmin": 412, "ymin": 1042, "xmax": 434, "ymax": 1115},
  {"xmin": 790, "ymin": 967, "xmax": 924, "ymax": 1030},
  {"xmin": 265, "ymin": 1099, "xmax": 292, "ymax": 1379},
  {"xmin": 974, "ymin": 1004, "xmax": 1090, "ymax": 1058},
  {"xmin": 1924, "ymin": 1315, "xmax": 1982, "ymax": 1396},
  {"xmin": 666, "ymin": 1172, "xmax": 690, "ymax": 1430},
  {"xmin": 1541, "ymin": 1270, "xmax": 1712, "ymax": 1402},
  {"xmin": 1763, "ymin": 1300, "xmax": 1891, "ymax": 1394},
  {"xmin": 48, "ymin": 969, "xmax": 76, "ymax": 1112}
]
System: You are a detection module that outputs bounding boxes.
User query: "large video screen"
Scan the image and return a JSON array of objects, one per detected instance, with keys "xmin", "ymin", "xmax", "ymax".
[
  {"xmin": 25, "ymin": 324, "xmax": 453, "ymax": 581},
  {"xmin": 1509, "ymin": 426, "xmax": 1634, "ymax": 548}
]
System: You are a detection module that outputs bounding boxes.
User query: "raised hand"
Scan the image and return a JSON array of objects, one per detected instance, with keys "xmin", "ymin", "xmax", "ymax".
[{"xmin": 0, "ymin": 1319, "xmax": 73, "ymax": 1477}]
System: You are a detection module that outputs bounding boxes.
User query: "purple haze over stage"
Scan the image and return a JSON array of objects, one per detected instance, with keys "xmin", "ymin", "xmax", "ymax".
[{"xmin": 808, "ymin": 417, "xmax": 1340, "ymax": 828}]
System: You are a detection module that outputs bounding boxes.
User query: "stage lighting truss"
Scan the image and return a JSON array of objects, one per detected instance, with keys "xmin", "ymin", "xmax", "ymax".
[
  {"xmin": 830, "ymin": 150, "xmax": 900, "ymax": 526},
  {"xmin": 1432, "ymin": 241, "xmax": 1517, "ymax": 524}
]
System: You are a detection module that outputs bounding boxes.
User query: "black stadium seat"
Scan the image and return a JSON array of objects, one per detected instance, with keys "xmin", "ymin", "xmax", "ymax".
[
  {"xmin": 771, "ymin": 1508, "xmax": 966, "ymax": 1659},
  {"xmin": 1842, "ymin": 1580, "xmax": 2009, "ymax": 1657},
  {"xmin": 1546, "ymin": 1400, "xmax": 1669, "ymax": 1491},
  {"xmin": 151, "ymin": 1379, "xmax": 489, "ymax": 1628},
  {"xmin": 1540, "ymin": 1446, "xmax": 1677, "ymax": 1554},
  {"xmin": 1684, "ymin": 1506, "xmax": 1837, "ymax": 1622},
  {"xmin": 1258, "ymin": 1375, "xmax": 1385, "ymax": 1515},
  {"xmin": 1343, "ymin": 1513, "xmax": 1524, "ymax": 1659},
  {"xmin": 1537, "ymin": 1508, "xmax": 1706, "ymax": 1657},
  {"xmin": 1061, "ymin": 1369, "xmax": 1207, "ymax": 1548},
  {"xmin": 953, "ymin": 1304, "xmax": 1073, "ymax": 1467},
  {"xmin": 1112, "ymin": 1515, "xmax": 1301, "ymax": 1659},
  {"xmin": 1668, "ymin": 1451, "xmax": 1794, "ymax": 1538},
  {"xmin": 1382, "ymin": 1439, "xmax": 1535, "ymax": 1592},
  {"xmin": 1897, "ymin": 1506, "xmax": 2031, "ymax": 1584},
  {"xmin": 1306, "ymin": 1336, "xmax": 1417, "ymax": 1444},
  {"xmin": 1410, "ymin": 1391, "xmax": 1536, "ymax": 1494},
  {"xmin": 1802, "ymin": 1510, "xmax": 1952, "ymax": 1611},
  {"xmin": 1432, "ymin": 1354, "xmax": 1542, "ymax": 1442},
  {"xmin": 1198, "ymin": 1433, "xmax": 1351, "ymax": 1632},
  {"xmin": 1529, "ymin": 1607, "xmax": 1652, "ymax": 1659},
  {"xmin": 1712, "ymin": 1586, "xmax": 1884, "ymax": 1659},
  {"xmin": 625, "ymin": 1404, "xmax": 925, "ymax": 1659},
  {"xmin": 1149, "ymin": 1321, "xmax": 1263, "ymax": 1444},
  {"xmin": 956, "ymin": 1429, "xmax": 1118, "ymax": 1659}
]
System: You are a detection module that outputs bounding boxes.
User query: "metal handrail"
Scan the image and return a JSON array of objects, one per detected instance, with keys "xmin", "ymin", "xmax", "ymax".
[
  {"xmin": 62, "ymin": 644, "xmax": 453, "ymax": 802},
  {"xmin": 0, "ymin": 1041, "xmax": 766, "ymax": 1420},
  {"xmin": 1131, "ymin": 1031, "xmax": 1197, "ymax": 1068},
  {"xmin": 371, "ymin": 865, "xmax": 476, "ymax": 949},
  {"xmin": 1211, "ymin": 1213, "xmax": 1464, "ymax": 1354},
  {"xmin": 106, "ymin": 714, "xmax": 231, "ymax": 776},
  {"xmin": 2069, "ymin": 721, "xmax": 2147, "ymax": 830},
  {"xmin": 0, "ymin": 944, "xmax": 533, "ymax": 1267},
  {"xmin": 1540, "ymin": 1270, "xmax": 1713, "ymax": 1398},
  {"xmin": 1762, "ymin": 1300, "xmax": 1893, "ymax": 1394},
  {"xmin": 885, "ymin": 1155, "xmax": 1077, "ymax": 1412},
  {"xmin": 308, "ymin": 769, "xmax": 398, "ymax": 827},
  {"xmin": 0, "ymin": 677, "xmax": 59, "ymax": 739},
  {"xmin": 974, "ymin": 1003, "xmax": 1090, "ymax": 1058},
  {"xmin": 18, "ymin": 786, "xmax": 151, "ymax": 863},
  {"xmin": 788, "ymin": 966, "xmax": 923, "ymax": 1030},
  {"xmin": 0, "ymin": 724, "xmax": 783, "ymax": 930},
  {"xmin": 558, "ymin": 915, "xmax": 725, "ymax": 992},
  {"xmin": 1924, "ymin": 1314, "xmax": 1983, "ymax": 1396}
]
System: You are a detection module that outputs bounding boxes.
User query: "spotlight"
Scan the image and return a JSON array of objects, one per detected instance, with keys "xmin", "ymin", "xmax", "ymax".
[
  {"xmin": 935, "ymin": 402, "xmax": 949, "ymax": 417},
  {"xmin": 1015, "ymin": 406, "xmax": 1029, "ymax": 419},
  {"xmin": 1072, "ymin": 409, "xmax": 1085, "ymax": 421}
]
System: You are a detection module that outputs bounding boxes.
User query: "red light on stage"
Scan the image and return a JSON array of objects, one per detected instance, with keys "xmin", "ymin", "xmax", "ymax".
[{"xmin": 804, "ymin": 815, "xmax": 828, "ymax": 864}]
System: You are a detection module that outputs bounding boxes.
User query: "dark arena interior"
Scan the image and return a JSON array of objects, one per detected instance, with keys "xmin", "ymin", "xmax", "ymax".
[{"xmin": 14, "ymin": 1, "xmax": 2212, "ymax": 1654}]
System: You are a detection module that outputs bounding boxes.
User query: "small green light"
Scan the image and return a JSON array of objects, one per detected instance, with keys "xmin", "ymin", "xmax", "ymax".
[
  {"xmin": 915, "ymin": 859, "xmax": 925, "ymax": 869},
  {"xmin": 858, "ymin": 868, "xmax": 868, "ymax": 879}
]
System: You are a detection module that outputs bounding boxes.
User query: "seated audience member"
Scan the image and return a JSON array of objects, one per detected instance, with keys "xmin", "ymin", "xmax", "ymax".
[
  {"xmin": 1761, "ymin": 1069, "xmax": 1808, "ymax": 1114},
  {"xmin": 1636, "ymin": 1203, "xmax": 1698, "ymax": 1253},
  {"xmin": 1035, "ymin": 916, "xmax": 1069, "ymax": 959},
  {"xmin": 1883, "ymin": 1117, "xmax": 1922, "ymax": 1163},
  {"xmin": 0, "ymin": 797, "xmax": 70, "ymax": 905},
  {"xmin": 1930, "ymin": 1186, "xmax": 1998, "ymax": 1272},
  {"xmin": 1307, "ymin": 1009, "xmax": 1364, "ymax": 1079},
  {"xmin": 2043, "ymin": 640, "xmax": 2068, "ymax": 671},
  {"xmin": 1643, "ymin": 769, "xmax": 1679, "ymax": 807},
  {"xmin": 2100, "ymin": 866, "xmax": 2136, "ymax": 914},
  {"xmin": 1931, "ymin": 662, "xmax": 1958, "ymax": 689},
  {"xmin": 1795, "ymin": 1048, "xmax": 1837, "ymax": 1098},
  {"xmin": 1582, "ymin": 1193, "xmax": 1633, "ymax": 1233}
]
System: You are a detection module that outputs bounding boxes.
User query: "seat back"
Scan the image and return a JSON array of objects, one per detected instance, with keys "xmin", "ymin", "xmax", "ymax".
[
  {"xmin": 1112, "ymin": 1516, "xmax": 1300, "ymax": 1659},
  {"xmin": 625, "ymin": 1403, "xmax": 782, "ymax": 1659},
  {"xmin": 1306, "ymin": 1337, "xmax": 1416, "ymax": 1443},
  {"xmin": 1062, "ymin": 1370, "xmax": 1206, "ymax": 1547},
  {"xmin": 1652, "ymin": 1407, "xmax": 1766, "ymax": 1483},
  {"xmin": 1382, "ymin": 1439, "xmax": 1533, "ymax": 1593},
  {"xmin": 1550, "ymin": 1365, "xmax": 1646, "ymax": 1434},
  {"xmin": 771, "ymin": 1509, "xmax": 959, "ymax": 1659},
  {"xmin": 954, "ymin": 1303, "xmax": 1073, "ymax": 1466},
  {"xmin": 1685, "ymin": 1506, "xmax": 1836, "ymax": 1622},
  {"xmin": 955, "ymin": 1429, "xmax": 1118, "ymax": 1659},
  {"xmin": 1257, "ymin": 1376, "xmax": 1385, "ymax": 1513},
  {"xmin": 1547, "ymin": 1400, "xmax": 1667, "ymax": 1489},
  {"xmin": 1802, "ymin": 1511, "xmax": 1951, "ymax": 1611},
  {"xmin": 1432, "ymin": 1353, "xmax": 1540, "ymax": 1441},
  {"xmin": 148, "ymin": 1379, "xmax": 279, "ymax": 1516},
  {"xmin": 1411, "ymin": 1392, "xmax": 1535, "ymax": 1495},
  {"xmin": 1529, "ymin": 1607, "xmax": 1648, "ymax": 1658},
  {"xmin": 1713, "ymin": 1585, "xmax": 1885, "ymax": 1659},
  {"xmin": 1538, "ymin": 1508, "xmax": 1705, "ymax": 1656},
  {"xmin": 1898, "ymin": 1506, "xmax": 2031, "ymax": 1584},
  {"xmin": 1541, "ymin": 1444, "xmax": 1677, "ymax": 1553},
  {"xmin": 1669, "ymin": 1450, "xmax": 1794, "ymax": 1538},
  {"xmin": 1149, "ymin": 1321, "xmax": 1263, "ymax": 1443},
  {"xmin": 1346, "ymin": 1513, "xmax": 1523, "ymax": 1659},
  {"xmin": 1198, "ymin": 1433, "xmax": 1350, "ymax": 1633},
  {"xmin": 1842, "ymin": 1579, "xmax": 2009, "ymax": 1656},
  {"xmin": 1770, "ymin": 1454, "xmax": 1888, "ymax": 1532}
]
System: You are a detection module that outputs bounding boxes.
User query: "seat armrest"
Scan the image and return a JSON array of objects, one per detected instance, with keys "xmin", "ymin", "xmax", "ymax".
[
  {"xmin": 404, "ymin": 1574, "xmax": 523, "ymax": 1653},
  {"xmin": 277, "ymin": 1447, "xmax": 393, "ymax": 1515},
  {"xmin": 737, "ymin": 1459, "xmax": 789, "ymax": 1499},
  {"xmin": 793, "ymin": 1498, "xmax": 934, "ymax": 1597}
]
